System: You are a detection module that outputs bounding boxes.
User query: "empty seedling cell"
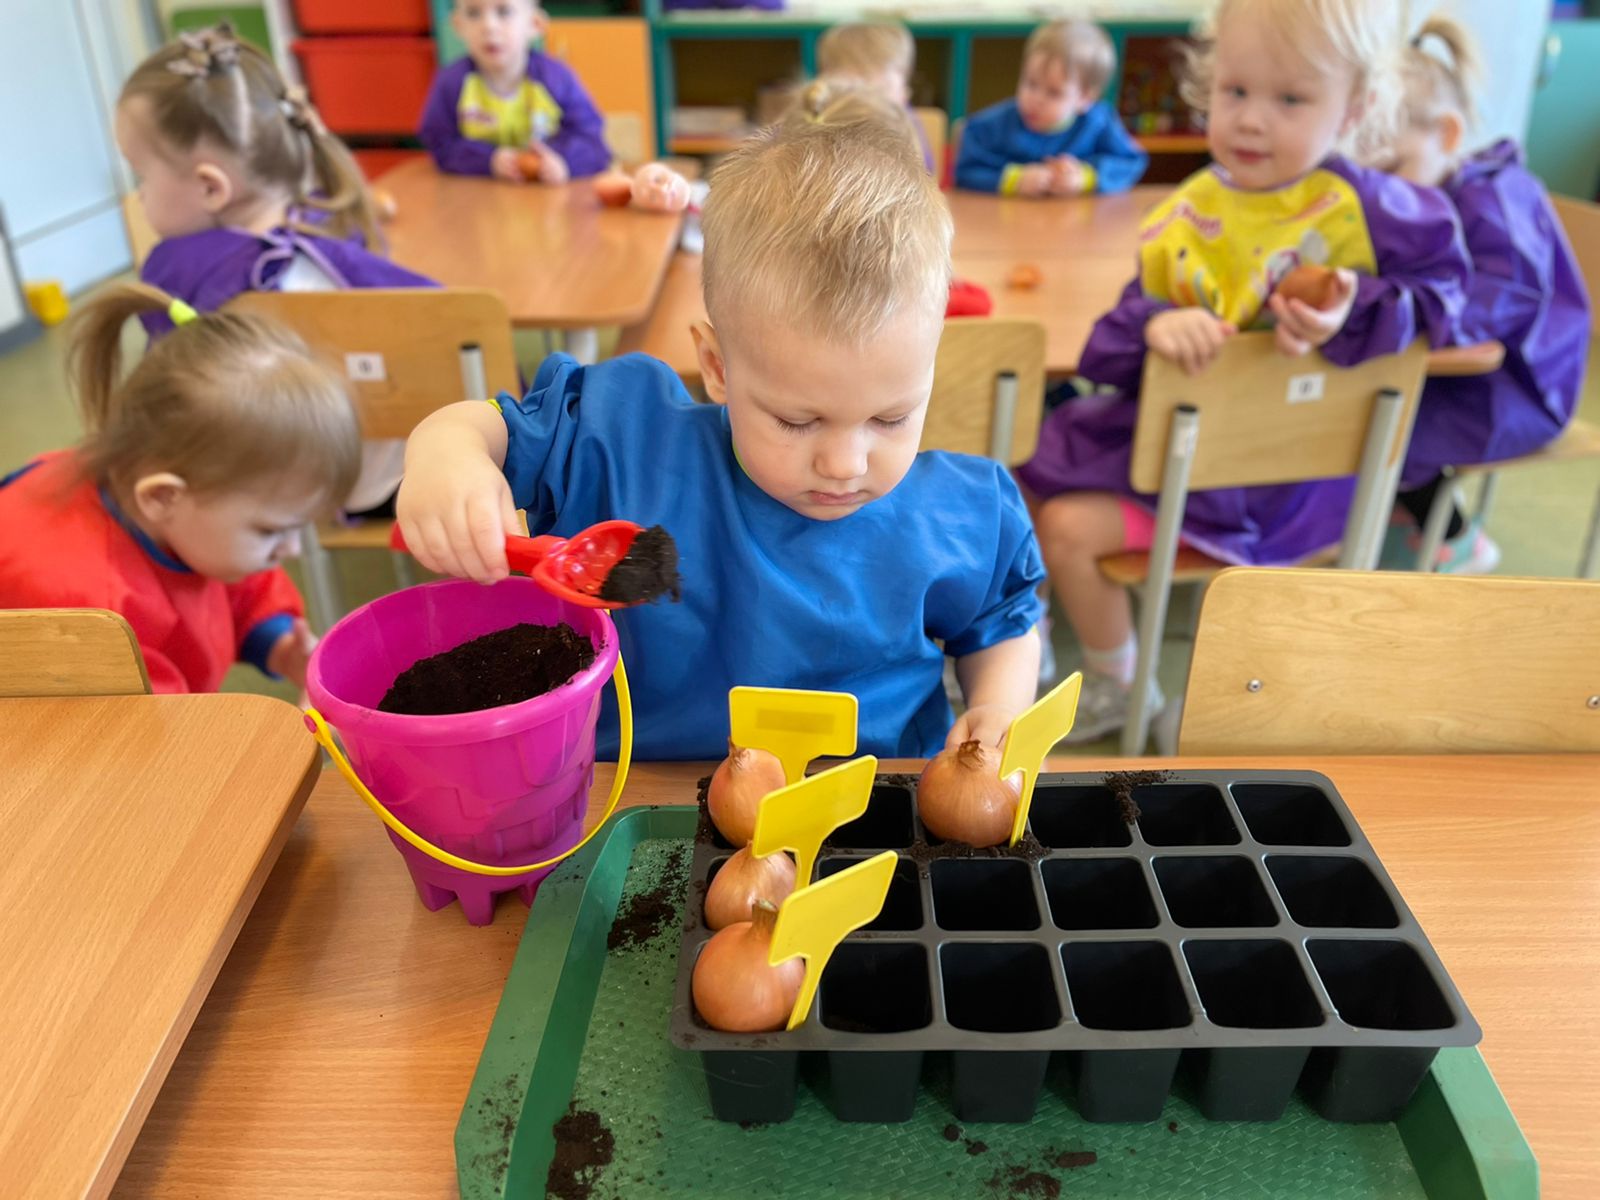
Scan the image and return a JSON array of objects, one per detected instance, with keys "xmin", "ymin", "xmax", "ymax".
[
  {"xmin": 819, "ymin": 941, "xmax": 932, "ymax": 1033},
  {"xmin": 818, "ymin": 855, "xmax": 922, "ymax": 930},
  {"xmin": 1267, "ymin": 855, "xmax": 1399, "ymax": 928},
  {"xmin": 1231, "ymin": 783, "xmax": 1351, "ymax": 847},
  {"xmin": 1154, "ymin": 856, "xmax": 1279, "ymax": 928},
  {"xmin": 1026, "ymin": 785, "xmax": 1133, "ymax": 848},
  {"xmin": 831, "ymin": 783, "xmax": 915, "ymax": 848},
  {"xmin": 1309, "ymin": 939, "xmax": 1455, "ymax": 1031},
  {"xmin": 1042, "ymin": 857, "xmax": 1158, "ymax": 930},
  {"xmin": 930, "ymin": 858, "xmax": 1040, "ymax": 931},
  {"xmin": 941, "ymin": 943, "xmax": 1061, "ymax": 1033},
  {"xmin": 1062, "ymin": 941, "xmax": 1191, "ymax": 1031},
  {"xmin": 1135, "ymin": 783, "xmax": 1240, "ymax": 846},
  {"xmin": 1184, "ymin": 939, "xmax": 1323, "ymax": 1028}
]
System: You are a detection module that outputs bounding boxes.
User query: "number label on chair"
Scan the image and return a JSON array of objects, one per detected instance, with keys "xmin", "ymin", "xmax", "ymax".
[
  {"xmin": 1286, "ymin": 372, "xmax": 1325, "ymax": 404},
  {"xmin": 345, "ymin": 352, "xmax": 387, "ymax": 383}
]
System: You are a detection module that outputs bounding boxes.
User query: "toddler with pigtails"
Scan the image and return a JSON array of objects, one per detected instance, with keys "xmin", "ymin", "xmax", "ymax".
[
  {"xmin": 0, "ymin": 284, "xmax": 361, "ymax": 694},
  {"xmin": 1018, "ymin": 0, "xmax": 1472, "ymax": 744},
  {"xmin": 1372, "ymin": 15, "xmax": 1590, "ymax": 571},
  {"xmin": 117, "ymin": 25, "xmax": 435, "ymax": 519}
]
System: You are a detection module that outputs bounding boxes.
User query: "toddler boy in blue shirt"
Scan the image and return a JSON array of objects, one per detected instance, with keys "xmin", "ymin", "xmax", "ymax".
[
  {"xmin": 397, "ymin": 87, "xmax": 1044, "ymax": 760},
  {"xmin": 956, "ymin": 19, "xmax": 1147, "ymax": 197}
]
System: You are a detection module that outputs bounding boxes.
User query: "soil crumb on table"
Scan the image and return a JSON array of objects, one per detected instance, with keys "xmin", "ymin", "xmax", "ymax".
[
  {"xmin": 599, "ymin": 524, "xmax": 681, "ymax": 604},
  {"xmin": 379, "ymin": 623, "xmax": 596, "ymax": 716},
  {"xmin": 987, "ymin": 1164, "xmax": 1061, "ymax": 1198},
  {"xmin": 608, "ymin": 844, "xmax": 690, "ymax": 951},
  {"xmin": 546, "ymin": 1103, "xmax": 614, "ymax": 1200}
]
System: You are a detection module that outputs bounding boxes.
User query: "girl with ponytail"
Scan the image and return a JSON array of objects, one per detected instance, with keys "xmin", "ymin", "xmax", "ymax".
[
  {"xmin": 0, "ymin": 282, "xmax": 361, "ymax": 694},
  {"xmin": 116, "ymin": 24, "xmax": 436, "ymax": 515}
]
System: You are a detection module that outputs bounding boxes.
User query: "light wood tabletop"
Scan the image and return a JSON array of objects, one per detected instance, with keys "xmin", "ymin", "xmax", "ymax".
[
  {"xmin": 0, "ymin": 694, "xmax": 320, "ymax": 1200},
  {"xmin": 117, "ymin": 755, "xmax": 1598, "ymax": 1199},
  {"xmin": 378, "ymin": 158, "xmax": 686, "ymax": 331}
]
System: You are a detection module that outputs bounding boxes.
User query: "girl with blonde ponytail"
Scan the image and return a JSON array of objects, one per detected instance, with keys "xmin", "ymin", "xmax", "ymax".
[
  {"xmin": 116, "ymin": 23, "xmax": 436, "ymax": 515},
  {"xmin": 1370, "ymin": 14, "xmax": 1591, "ymax": 571},
  {"xmin": 0, "ymin": 282, "xmax": 361, "ymax": 694}
]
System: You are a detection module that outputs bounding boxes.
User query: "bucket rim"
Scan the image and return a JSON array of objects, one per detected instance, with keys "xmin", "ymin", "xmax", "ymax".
[{"xmin": 305, "ymin": 577, "xmax": 620, "ymax": 745}]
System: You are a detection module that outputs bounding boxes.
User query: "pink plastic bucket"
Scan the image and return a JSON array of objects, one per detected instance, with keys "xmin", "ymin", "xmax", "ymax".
[{"xmin": 306, "ymin": 577, "xmax": 618, "ymax": 924}]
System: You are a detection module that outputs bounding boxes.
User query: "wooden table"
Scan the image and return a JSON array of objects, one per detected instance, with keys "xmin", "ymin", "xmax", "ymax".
[
  {"xmin": 118, "ymin": 755, "xmax": 1598, "ymax": 1198},
  {"xmin": 0, "ymin": 695, "xmax": 320, "ymax": 1199},
  {"xmin": 379, "ymin": 158, "xmax": 687, "ymax": 362}
]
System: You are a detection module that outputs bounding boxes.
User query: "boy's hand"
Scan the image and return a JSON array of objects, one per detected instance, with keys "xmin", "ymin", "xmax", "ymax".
[
  {"xmin": 491, "ymin": 147, "xmax": 525, "ymax": 183},
  {"xmin": 947, "ymin": 703, "xmax": 1020, "ymax": 751},
  {"xmin": 1013, "ymin": 164, "xmax": 1054, "ymax": 197},
  {"xmin": 267, "ymin": 618, "xmax": 316, "ymax": 691},
  {"xmin": 1268, "ymin": 268, "xmax": 1357, "ymax": 356},
  {"xmin": 529, "ymin": 142, "xmax": 570, "ymax": 185},
  {"xmin": 1146, "ymin": 308, "xmax": 1237, "ymax": 375},
  {"xmin": 396, "ymin": 428, "xmax": 520, "ymax": 584},
  {"xmin": 1048, "ymin": 156, "xmax": 1088, "ymax": 196}
]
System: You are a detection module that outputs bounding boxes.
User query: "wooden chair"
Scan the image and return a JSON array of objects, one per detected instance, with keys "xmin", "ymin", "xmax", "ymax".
[
  {"xmin": 1103, "ymin": 332, "xmax": 1432, "ymax": 754},
  {"xmin": 121, "ymin": 193, "xmax": 159, "ymax": 270},
  {"xmin": 1414, "ymin": 193, "xmax": 1600, "ymax": 576},
  {"xmin": 1179, "ymin": 567, "xmax": 1600, "ymax": 754},
  {"xmin": 912, "ymin": 107, "xmax": 947, "ymax": 176},
  {"xmin": 0, "ymin": 609, "xmax": 150, "ymax": 697},
  {"xmin": 228, "ymin": 288, "xmax": 519, "ymax": 628},
  {"xmin": 923, "ymin": 317, "xmax": 1046, "ymax": 463}
]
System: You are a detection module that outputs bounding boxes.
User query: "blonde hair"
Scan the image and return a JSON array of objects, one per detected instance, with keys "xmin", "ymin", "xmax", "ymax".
[
  {"xmin": 1182, "ymin": 0, "xmax": 1405, "ymax": 162},
  {"xmin": 1024, "ymin": 19, "xmax": 1117, "ymax": 95},
  {"xmin": 817, "ymin": 22, "xmax": 915, "ymax": 82},
  {"xmin": 68, "ymin": 282, "xmax": 361, "ymax": 508},
  {"xmin": 1400, "ymin": 15, "xmax": 1480, "ymax": 130},
  {"xmin": 701, "ymin": 79, "xmax": 951, "ymax": 345},
  {"xmin": 120, "ymin": 24, "xmax": 382, "ymax": 250}
]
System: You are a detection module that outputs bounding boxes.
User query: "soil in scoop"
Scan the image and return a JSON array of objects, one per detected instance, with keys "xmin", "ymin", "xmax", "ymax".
[
  {"xmin": 598, "ymin": 525, "xmax": 681, "ymax": 605},
  {"xmin": 378, "ymin": 623, "xmax": 596, "ymax": 716},
  {"xmin": 546, "ymin": 1104, "xmax": 614, "ymax": 1200}
]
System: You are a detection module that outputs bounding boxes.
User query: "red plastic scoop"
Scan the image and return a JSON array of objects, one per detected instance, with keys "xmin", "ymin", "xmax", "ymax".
[{"xmin": 389, "ymin": 520, "xmax": 676, "ymax": 610}]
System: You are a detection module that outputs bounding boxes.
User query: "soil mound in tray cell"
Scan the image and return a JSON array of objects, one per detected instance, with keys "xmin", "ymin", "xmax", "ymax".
[{"xmin": 378, "ymin": 623, "xmax": 596, "ymax": 716}]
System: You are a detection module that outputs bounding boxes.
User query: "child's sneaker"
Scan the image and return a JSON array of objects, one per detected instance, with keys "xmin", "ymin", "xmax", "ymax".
[
  {"xmin": 1434, "ymin": 521, "xmax": 1501, "ymax": 574},
  {"xmin": 1064, "ymin": 671, "xmax": 1164, "ymax": 745}
]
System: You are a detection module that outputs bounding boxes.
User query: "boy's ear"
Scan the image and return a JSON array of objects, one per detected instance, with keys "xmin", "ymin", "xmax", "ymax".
[
  {"xmin": 529, "ymin": 5, "xmax": 549, "ymax": 40},
  {"xmin": 1437, "ymin": 109, "xmax": 1465, "ymax": 156},
  {"xmin": 132, "ymin": 472, "xmax": 189, "ymax": 524},
  {"xmin": 1341, "ymin": 85, "xmax": 1372, "ymax": 139},
  {"xmin": 194, "ymin": 161, "xmax": 234, "ymax": 215},
  {"xmin": 690, "ymin": 320, "xmax": 728, "ymax": 405}
]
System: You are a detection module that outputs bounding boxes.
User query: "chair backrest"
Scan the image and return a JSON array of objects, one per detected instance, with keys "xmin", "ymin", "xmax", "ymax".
[
  {"xmin": 912, "ymin": 106, "xmax": 947, "ymax": 173},
  {"xmin": 121, "ymin": 193, "xmax": 159, "ymax": 269},
  {"xmin": 1180, "ymin": 567, "xmax": 1600, "ymax": 754},
  {"xmin": 922, "ymin": 318, "xmax": 1046, "ymax": 463},
  {"xmin": 1131, "ymin": 331, "xmax": 1430, "ymax": 492},
  {"xmin": 0, "ymin": 609, "xmax": 150, "ymax": 697},
  {"xmin": 228, "ymin": 289, "xmax": 519, "ymax": 439},
  {"xmin": 1552, "ymin": 194, "xmax": 1600, "ymax": 338}
]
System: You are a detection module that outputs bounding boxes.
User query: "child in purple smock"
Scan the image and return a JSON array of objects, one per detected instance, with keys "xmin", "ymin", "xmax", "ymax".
[
  {"xmin": 116, "ymin": 26, "xmax": 436, "ymax": 519},
  {"xmin": 420, "ymin": 0, "xmax": 609, "ymax": 184},
  {"xmin": 1374, "ymin": 15, "xmax": 1590, "ymax": 572},
  {"xmin": 1017, "ymin": 0, "xmax": 1471, "ymax": 744}
]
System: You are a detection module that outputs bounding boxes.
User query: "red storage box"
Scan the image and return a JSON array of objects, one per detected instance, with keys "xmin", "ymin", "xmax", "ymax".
[
  {"xmin": 352, "ymin": 147, "xmax": 425, "ymax": 180},
  {"xmin": 293, "ymin": 37, "xmax": 435, "ymax": 136},
  {"xmin": 292, "ymin": 0, "xmax": 431, "ymax": 35}
]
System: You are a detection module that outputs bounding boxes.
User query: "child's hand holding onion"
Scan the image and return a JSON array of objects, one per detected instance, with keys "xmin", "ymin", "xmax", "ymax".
[
  {"xmin": 917, "ymin": 740, "xmax": 1022, "ymax": 847},
  {"xmin": 691, "ymin": 899, "xmax": 804, "ymax": 1032}
]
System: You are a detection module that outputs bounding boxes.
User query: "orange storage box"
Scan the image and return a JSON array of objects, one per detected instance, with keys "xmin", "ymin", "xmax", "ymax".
[
  {"xmin": 293, "ymin": 37, "xmax": 435, "ymax": 136},
  {"xmin": 292, "ymin": 0, "xmax": 431, "ymax": 35},
  {"xmin": 352, "ymin": 148, "xmax": 426, "ymax": 180}
]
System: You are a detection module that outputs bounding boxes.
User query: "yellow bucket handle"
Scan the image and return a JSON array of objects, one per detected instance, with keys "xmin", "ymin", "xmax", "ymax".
[{"xmin": 304, "ymin": 649, "xmax": 632, "ymax": 876}]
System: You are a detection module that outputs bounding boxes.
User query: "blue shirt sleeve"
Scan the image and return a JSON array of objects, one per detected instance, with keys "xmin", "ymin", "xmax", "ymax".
[
  {"xmin": 239, "ymin": 612, "xmax": 294, "ymax": 677},
  {"xmin": 498, "ymin": 352, "xmax": 588, "ymax": 526},
  {"xmin": 954, "ymin": 104, "xmax": 1014, "ymax": 193},
  {"xmin": 939, "ymin": 465, "xmax": 1046, "ymax": 658},
  {"xmin": 1079, "ymin": 104, "xmax": 1148, "ymax": 194}
]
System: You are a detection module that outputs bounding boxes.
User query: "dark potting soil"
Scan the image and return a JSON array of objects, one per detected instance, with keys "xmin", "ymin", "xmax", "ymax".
[
  {"xmin": 942, "ymin": 1124, "xmax": 962, "ymax": 1142},
  {"xmin": 546, "ymin": 1104, "xmax": 614, "ymax": 1200},
  {"xmin": 378, "ymin": 623, "xmax": 596, "ymax": 716},
  {"xmin": 1104, "ymin": 769, "xmax": 1170, "ymax": 825},
  {"xmin": 1049, "ymin": 1149, "xmax": 1098, "ymax": 1169},
  {"xmin": 903, "ymin": 829, "xmax": 1047, "ymax": 869},
  {"xmin": 987, "ymin": 1164, "xmax": 1061, "ymax": 1199},
  {"xmin": 598, "ymin": 524, "xmax": 681, "ymax": 605},
  {"xmin": 608, "ymin": 844, "xmax": 690, "ymax": 952}
]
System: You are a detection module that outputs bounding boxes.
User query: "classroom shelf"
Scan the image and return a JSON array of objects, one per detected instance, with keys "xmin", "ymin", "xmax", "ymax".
[{"xmin": 1136, "ymin": 132, "xmax": 1207, "ymax": 153}]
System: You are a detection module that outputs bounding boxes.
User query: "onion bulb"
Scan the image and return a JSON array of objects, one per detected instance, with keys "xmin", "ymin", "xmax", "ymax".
[
  {"xmin": 707, "ymin": 740, "xmax": 786, "ymax": 846},
  {"xmin": 1275, "ymin": 263, "xmax": 1340, "ymax": 310},
  {"xmin": 704, "ymin": 847, "xmax": 797, "ymax": 930},
  {"xmin": 691, "ymin": 899, "xmax": 804, "ymax": 1032},
  {"xmin": 917, "ymin": 740, "xmax": 1021, "ymax": 847}
]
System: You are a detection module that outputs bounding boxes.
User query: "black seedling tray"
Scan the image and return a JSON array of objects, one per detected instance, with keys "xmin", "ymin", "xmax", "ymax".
[{"xmin": 668, "ymin": 770, "xmax": 1480, "ymax": 1127}]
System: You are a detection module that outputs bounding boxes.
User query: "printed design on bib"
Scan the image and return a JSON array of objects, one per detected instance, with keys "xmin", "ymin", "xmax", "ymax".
[
  {"xmin": 1137, "ymin": 169, "xmax": 1378, "ymax": 329},
  {"xmin": 457, "ymin": 73, "xmax": 564, "ymax": 148}
]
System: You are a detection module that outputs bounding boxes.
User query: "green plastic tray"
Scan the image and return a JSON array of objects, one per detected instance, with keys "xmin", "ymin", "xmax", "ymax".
[{"xmin": 456, "ymin": 807, "xmax": 1536, "ymax": 1199}]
